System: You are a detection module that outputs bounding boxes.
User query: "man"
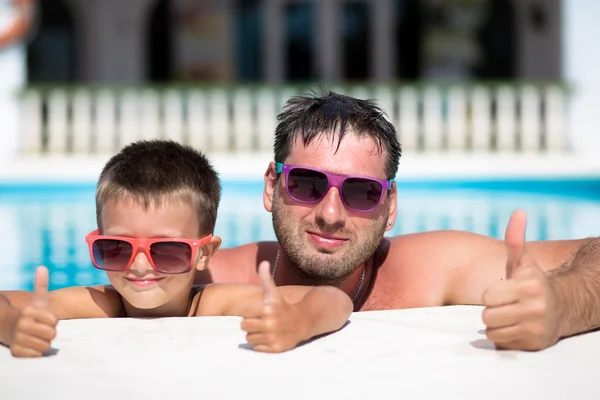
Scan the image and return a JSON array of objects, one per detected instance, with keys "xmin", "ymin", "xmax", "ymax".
[{"xmin": 195, "ymin": 91, "xmax": 600, "ymax": 351}]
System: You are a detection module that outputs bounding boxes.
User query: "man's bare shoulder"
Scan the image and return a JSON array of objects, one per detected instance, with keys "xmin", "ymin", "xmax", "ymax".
[
  {"xmin": 387, "ymin": 230, "xmax": 586, "ymax": 273},
  {"xmin": 383, "ymin": 229, "xmax": 511, "ymax": 284},
  {"xmin": 196, "ymin": 241, "xmax": 279, "ymax": 284},
  {"xmin": 378, "ymin": 230, "xmax": 586, "ymax": 306},
  {"xmin": 384, "ymin": 230, "xmax": 503, "ymax": 263},
  {"xmin": 366, "ymin": 230, "xmax": 506, "ymax": 308}
]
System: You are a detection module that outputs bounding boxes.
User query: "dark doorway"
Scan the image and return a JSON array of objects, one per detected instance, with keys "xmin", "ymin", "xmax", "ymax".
[
  {"xmin": 284, "ymin": 1, "xmax": 315, "ymax": 81},
  {"xmin": 147, "ymin": 0, "xmax": 173, "ymax": 82},
  {"xmin": 235, "ymin": 0, "xmax": 264, "ymax": 81},
  {"xmin": 394, "ymin": 0, "xmax": 422, "ymax": 79},
  {"xmin": 475, "ymin": 0, "xmax": 517, "ymax": 78},
  {"xmin": 342, "ymin": 1, "xmax": 371, "ymax": 80},
  {"xmin": 26, "ymin": 0, "xmax": 76, "ymax": 83}
]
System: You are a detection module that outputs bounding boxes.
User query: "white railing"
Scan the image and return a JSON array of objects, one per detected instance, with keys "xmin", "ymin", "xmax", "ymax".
[{"xmin": 18, "ymin": 83, "xmax": 569, "ymax": 154}]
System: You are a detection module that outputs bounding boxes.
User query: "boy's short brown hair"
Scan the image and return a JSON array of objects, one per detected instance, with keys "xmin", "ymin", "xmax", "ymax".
[{"xmin": 96, "ymin": 140, "xmax": 221, "ymax": 236}]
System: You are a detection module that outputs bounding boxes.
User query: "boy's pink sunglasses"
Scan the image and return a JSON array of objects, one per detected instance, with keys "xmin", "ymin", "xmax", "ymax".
[{"xmin": 85, "ymin": 230, "xmax": 212, "ymax": 274}]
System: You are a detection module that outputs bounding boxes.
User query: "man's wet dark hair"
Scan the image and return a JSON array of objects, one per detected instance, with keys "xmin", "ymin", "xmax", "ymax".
[{"xmin": 274, "ymin": 91, "xmax": 401, "ymax": 180}]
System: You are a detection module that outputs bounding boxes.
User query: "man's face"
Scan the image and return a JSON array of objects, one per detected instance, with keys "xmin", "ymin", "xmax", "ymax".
[{"xmin": 264, "ymin": 130, "xmax": 397, "ymax": 285}]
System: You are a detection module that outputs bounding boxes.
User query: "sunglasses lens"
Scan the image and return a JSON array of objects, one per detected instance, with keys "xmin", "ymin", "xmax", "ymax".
[
  {"xmin": 92, "ymin": 239, "xmax": 133, "ymax": 271},
  {"xmin": 342, "ymin": 178, "xmax": 383, "ymax": 211},
  {"xmin": 287, "ymin": 168, "xmax": 329, "ymax": 203},
  {"xmin": 150, "ymin": 242, "xmax": 192, "ymax": 273}
]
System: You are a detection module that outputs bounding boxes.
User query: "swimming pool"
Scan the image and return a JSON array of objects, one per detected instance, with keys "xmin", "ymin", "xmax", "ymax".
[{"xmin": 1, "ymin": 179, "xmax": 599, "ymax": 291}]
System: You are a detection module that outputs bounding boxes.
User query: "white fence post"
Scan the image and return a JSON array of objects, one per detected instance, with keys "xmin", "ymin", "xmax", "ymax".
[
  {"xmin": 398, "ymin": 87, "xmax": 419, "ymax": 151},
  {"xmin": 422, "ymin": 86, "xmax": 443, "ymax": 151},
  {"xmin": 47, "ymin": 90, "xmax": 69, "ymax": 153},
  {"xmin": 278, "ymin": 87, "xmax": 296, "ymax": 111},
  {"xmin": 95, "ymin": 90, "xmax": 117, "ymax": 153},
  {"xmin": 20, "ymin": 90, "xmax": 42, "ymax": 153},
  {"xmin": 232, "ymin": 89, "xmax": 254, "ymax": 152},
  {"xmin": 208, "ymin": 89, "xmax": 229, "ymax": 152},
  {"xmin": 496, "ymin": 86, "xmax": 517, "ymax": 151},
  {"xmin": 520, "ymin": 85, "xmax": 541, "ymax": 152},
  {"xmin": 187, "ymin": 90, "xmax": 207, "ymax": 150},
  {"xmin": 544, "ymin": 85, "xmax": 566, "ymax": 152},
  {"xmin": 447, "ymin": 86, "xmax": 467, "ymax": 151},
  {"xmin": 163, "ymin": 90, "xmax": 184, "ymax": 144},
  {"xmin": 118, "ymin": 90, "xmax": 140, "ymax": 148},
  {"xmin": 72, "ymin": 89, "xmax": 93, "ymax": 153},
  {"xmin": 471, "ymin": 86, "xmax": 491, "ymax": 151},
  {"xmin": 139, "ymin": 90, "xmax": 160, "ymax": 142},
  {"xmin": 257, "ymin": 88, "xmax": 277, "ymax": 152},
  {"xmin": 374, "ymin": 86, "xmax": 395, "ymax": 125}
]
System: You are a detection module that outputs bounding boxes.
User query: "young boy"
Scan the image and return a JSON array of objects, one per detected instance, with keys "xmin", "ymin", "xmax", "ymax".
[{"xmin": 0, "ymin": 140, "xmax": 353, "ymax": 357}]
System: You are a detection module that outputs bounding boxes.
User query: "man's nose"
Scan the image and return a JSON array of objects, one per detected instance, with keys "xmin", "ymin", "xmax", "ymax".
[{"xmin": 315, "ymin": 187, "xmax": 347, "ymax": 226}]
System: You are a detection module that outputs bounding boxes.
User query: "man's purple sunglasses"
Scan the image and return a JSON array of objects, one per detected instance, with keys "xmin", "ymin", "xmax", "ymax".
[{"xmin": 276, "ymin": 163, "xmax": 395, "ymax": 212}]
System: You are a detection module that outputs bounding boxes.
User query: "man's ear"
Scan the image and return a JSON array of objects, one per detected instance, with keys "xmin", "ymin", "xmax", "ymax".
[
  {"xmin": 264, "ymin": 161, "xmax": 278, "ymax": 213},
  {"xmin": 195, "ymin": 236, "xmax": 222, "ymax": 271},
  {"xmin": 385, "ymin": 181, "xmax": 397, "ymax": 232}
]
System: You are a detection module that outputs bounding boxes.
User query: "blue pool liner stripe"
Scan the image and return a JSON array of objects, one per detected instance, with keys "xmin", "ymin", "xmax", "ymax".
[{"xmin": 0, "ymin": 178, "xmax": 599, "ymax": 200}]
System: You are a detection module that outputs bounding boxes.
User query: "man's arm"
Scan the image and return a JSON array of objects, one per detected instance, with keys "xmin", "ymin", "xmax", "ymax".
[
  {"xmin": 198, "ymin": 262, "xmax": 353, "ymax": 352},
  {"xmin": 481, "ymin": 210, "xmax": 599, "ymax": 350},
  {"xmin": 549, "ymin": 237, "xmax": 600, "ymax": 338},
  {"xmin": 433, "ymin": 232, "xmax": 584, "ymax": 306}
]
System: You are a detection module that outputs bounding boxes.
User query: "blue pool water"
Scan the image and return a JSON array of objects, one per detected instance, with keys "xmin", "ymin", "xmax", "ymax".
[{"xmin": 1, "ymin": 179, "xmax": 599, "ymax": 291}]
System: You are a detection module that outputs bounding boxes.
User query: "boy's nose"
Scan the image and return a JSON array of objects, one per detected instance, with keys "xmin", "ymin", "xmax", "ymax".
[{"xmin": 128, "ymin": 251, "xmax": 155, "ymax": 274}]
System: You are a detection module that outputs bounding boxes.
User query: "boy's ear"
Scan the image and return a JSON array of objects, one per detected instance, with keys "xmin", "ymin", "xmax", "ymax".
[{"xmin": 195, "ymin": 236, "xmax": 222, "ymax": 271}]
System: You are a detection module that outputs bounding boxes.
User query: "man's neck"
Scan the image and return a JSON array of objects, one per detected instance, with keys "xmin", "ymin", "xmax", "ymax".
[{"xmin": 274, "ymin": 251, "xmax": 369, "ymax": 300}]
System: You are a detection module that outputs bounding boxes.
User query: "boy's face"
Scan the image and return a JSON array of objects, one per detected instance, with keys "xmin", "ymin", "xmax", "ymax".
[{"xmin": 99, "ymin": 196, "xmax": 219, "ymax": 313}]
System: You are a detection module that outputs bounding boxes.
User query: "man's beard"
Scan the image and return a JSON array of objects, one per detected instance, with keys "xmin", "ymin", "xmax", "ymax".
[{"xmin": 271, "ymin": 191, "xmax": 387, "ymax": 286}]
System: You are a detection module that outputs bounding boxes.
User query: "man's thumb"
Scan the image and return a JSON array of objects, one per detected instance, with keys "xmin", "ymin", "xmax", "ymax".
[
  {"xmin": 505, "ymin": 210, "xmax": 527, "ymax": 279},
  {"xmin": 258, "ymin": 261, "xmax": 279, "ymax": 302}
]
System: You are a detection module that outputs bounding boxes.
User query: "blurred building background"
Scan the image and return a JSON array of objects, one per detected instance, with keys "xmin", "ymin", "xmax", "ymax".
[
  {"xmin": 0, "ymin": 0, "xmax": 598, "ymax": 168},
  {"xmin": 28, "ymin": 0, "xmax": 561, "ymax": 84}
]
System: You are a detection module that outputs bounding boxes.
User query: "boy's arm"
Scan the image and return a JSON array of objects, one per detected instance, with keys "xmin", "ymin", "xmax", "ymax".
[
  {"xmin": 0, "ymin": 266, "xmax": 57, "ymax": 356},
  {"xmin": 198, "ymin": 262, "xmax": 353, "ymax": 353},
  {"xmin": 2, "ymin": 285, "xmax": 123, "ymax": 320},
  {"xmin": 0, "ymin": 266, "xmax": 123, "ymax": 356}
]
